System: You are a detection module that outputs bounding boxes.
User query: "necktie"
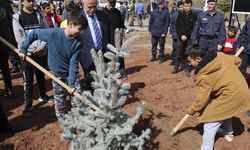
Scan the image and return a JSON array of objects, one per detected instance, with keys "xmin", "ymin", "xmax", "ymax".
[{"xmin": 91, "ymin": 16, "xmax": 102, "ymax": 50}]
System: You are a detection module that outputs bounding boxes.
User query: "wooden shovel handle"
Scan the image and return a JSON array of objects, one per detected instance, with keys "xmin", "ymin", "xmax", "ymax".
[
  {"xmin": 235, "ymin": 46, "xmax": 244, "ymax": 57},
  {"xmin": 0, "ymin": 36, "xmax": 101, "ymax": 112},
  {"xmin": 170, "ymin": 114, "xmax": 190, "ymax": 136}
]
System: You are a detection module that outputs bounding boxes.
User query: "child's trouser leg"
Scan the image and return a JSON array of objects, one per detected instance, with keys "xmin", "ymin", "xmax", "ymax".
[
  {"xmin": 52, "ymin": 74, "xmax": 68, "ymax": 120},
  {"xmin": 71, "ymin": 74, "xmax": 82, "ymax": 108},
  {"xmin": 201, "ymin": 121, "xmax": 222, "ymax": 150},
  {"xmin": 220, "ymin": 118, "xmax": 233, "ymax": 135}
]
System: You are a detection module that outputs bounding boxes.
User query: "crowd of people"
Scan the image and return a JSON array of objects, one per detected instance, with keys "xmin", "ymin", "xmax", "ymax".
[{"xmin": 1, "ymin": 0, "xmax": 250, "ymax": 149}]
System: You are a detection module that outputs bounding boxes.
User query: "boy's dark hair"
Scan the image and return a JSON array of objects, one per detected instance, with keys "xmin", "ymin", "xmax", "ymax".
[
  {"xmin": 68, "ymin": 11, "xmax": 88, "ymax": 29},
  {"xmin": 66, "ymin": 0, "xmax": 82, "ymax": 12},
  {"xmin": 187, "ymin": 44, "xmax": 208, "ymax": 59},
  {"xmin": 41, "ymin": 2, "xmax": 50, "ymax": 9},
  {"xmin": 228, "ymin": 26, "xmax": 237, "ymax": 34},
  {"xmin": 184, "ymin": 0, "xmax": 192, "ymax": 5}
]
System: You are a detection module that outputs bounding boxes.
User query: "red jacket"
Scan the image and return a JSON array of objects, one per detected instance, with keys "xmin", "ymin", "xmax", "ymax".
[
  {"xmin": 223, "ymin": 36, "xmax": 236, "ymax": 53},
  {"xmin": 44, "ymin": 13, "xmax": 62, "ymax": 28}
]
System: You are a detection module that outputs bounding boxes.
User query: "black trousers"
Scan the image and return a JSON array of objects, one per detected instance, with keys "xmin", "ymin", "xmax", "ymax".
[
  {"xmin": 239, "ymin": 52, "xmax": 250, "ymax": 77},
  {"xmin": 9, "ymin": 51, "xmax": 21, "ymax": 67},
  {"xmin": 0, "ymin": 102, "xmax": 8, "ymax": 127},
  {"xmin": 174, "ymin": 39, "xmax": 191, "ymax": 70},
  {"xmin": 22, "ymin": 55, "xmax": 47, "ymax": 108},
  {"xmin": 151, "ymin": 35, "xmax": 166, "ymax": 57},
  {"xmin": 0, "ymin": 45, "xmax": 12, "ymax": 93},
  {"xmin": 82, "ymin": 63, "xmax": 95, "ymax": 92}
]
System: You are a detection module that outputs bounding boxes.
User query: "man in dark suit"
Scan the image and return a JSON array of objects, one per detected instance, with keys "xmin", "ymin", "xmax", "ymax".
[
  {"xmin": 0, "ymin": 0, "xmax": 15, "ymax": 97},
  {"xmin": 80, "ymin": 0, "xmax": 111, "ymax": 91}
]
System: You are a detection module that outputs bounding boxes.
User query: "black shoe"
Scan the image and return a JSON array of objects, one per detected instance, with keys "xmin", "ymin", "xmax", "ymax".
[
  {"xmin": 5, "ymin": 89, "xmax": 15, "ymax": 98},
  {"xmin": 122, "ymin": 74, "xmax": 128, "ymax": 80},
  {"xmin": 149, "ymin": 56, "xmax": 156, "ymax": 62},
  {"xmin": 10, "ymin": 66, "xmax": 20, "ymax": 74},
  {"xmin": 171, "ymin": 68, "xmax": 178, "ymax": 74},
  {"xmin": 22, "ymin": 106, "xmax": 33, "ymax": 116},
  {"xmin": 120, "ymin": 69, "xmax": 128, "ymax": 80},
  {"xmin": 159, "ymin": 57, "xmax": 165, "ymax": 64},
  {"xmin": 0, "ymin": 124, "xmax": 15, "ymax": 133},
  {"xmin": 184, "ymin": 69, "xmax": 191, "ymax": 77},
  {"xmin": 169, "ymin": 61, "xmax": 175, "ymax": 66}
]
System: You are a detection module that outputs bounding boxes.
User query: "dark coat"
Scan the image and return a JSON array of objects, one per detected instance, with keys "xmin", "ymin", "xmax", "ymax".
[
  {"xmin": 236, "ymin": 18, "xmax": 250, "ymax": 54},
  {"xmin": 148, "ymin": 8, "xmax": 170, "ymax": 37},
  {"xmin": 80, "ymin": 10, "xmax": 111, "ymax": 69},
  {"xmin": 169, "ymin": 11, "xmax": 179, "ymax": 40},
  {"xmin": 102, "ymin": 7, "xmax": 126, "ymax": 46},
  {"xmin": 0, "ymin": 0, "xmax": 16, "ymax": 51},
  {"xmin": 175, "ymin": 11, "xmax": 197, "ymax": 40}
]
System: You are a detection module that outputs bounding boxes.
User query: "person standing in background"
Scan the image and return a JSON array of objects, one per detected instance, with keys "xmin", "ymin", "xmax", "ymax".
[
  {"xmin": 191, "ymin": 0, "xmax": 226, "ymax": 53},
  {"xmin": 13, "ymin": 0, "xmax": 50, "ymax": 116},
  {"xmin": 169, "ymin": 0, "xmax": 183, "ymax": 66},
  {"xmin": 41, "ymin": 2, "xmax": 62, "ymax": 28},
  {"xmin": 103, "ymin": 0, "xmax": 127, "ymax": 79},
  {"xmin": 172, "ymin": 0, "xmax": 197, "ymax": 76},
  {"xmin": 135, "ymin": 0, "xmax": 144, "ymax": 27},
  {"xmin": 128, "ymin": 0, "xmax": 135, "ymax": 26},
  {"xmin": 148, "ymin": 0, "xmax": 170, "ymax": 63},
  {"xmin": 0, "ymin": 0, "xmax": 16, "ymax": 97},
  {"xmin": 80, "ymin": 0, "xmax": 111, "ymax": 91}
]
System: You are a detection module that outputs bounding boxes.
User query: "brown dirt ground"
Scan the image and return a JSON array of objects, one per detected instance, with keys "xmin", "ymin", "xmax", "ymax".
[{"xmin": 0, "ymin": 32, "xmax": 250, "ymax": 150}]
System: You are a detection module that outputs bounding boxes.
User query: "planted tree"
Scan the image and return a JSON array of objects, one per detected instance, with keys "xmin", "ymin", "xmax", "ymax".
[{"xmin": 60, "ymin": 36, "xmax": 151, "ymax": 150}]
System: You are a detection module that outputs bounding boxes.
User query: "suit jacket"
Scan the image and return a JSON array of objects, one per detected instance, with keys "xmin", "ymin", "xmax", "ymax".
[{"xmin": 80, "ymin": 10, "xmax": 111, "ymax": 69}]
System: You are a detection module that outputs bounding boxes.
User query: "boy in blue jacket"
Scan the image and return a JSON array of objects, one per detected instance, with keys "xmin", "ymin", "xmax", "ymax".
[
  {"xmin": 148, "ymin": 0, "xmax": 170, "ymax": 63},
  {"xmin": 19, "ymin": 11, "xmax": 88, "ymax": 120}
]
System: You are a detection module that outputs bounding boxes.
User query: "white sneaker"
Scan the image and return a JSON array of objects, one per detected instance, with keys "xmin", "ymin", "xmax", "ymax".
[{"xmin": 217, "ymin": 128, "xmax": 233, "ymax": 142}]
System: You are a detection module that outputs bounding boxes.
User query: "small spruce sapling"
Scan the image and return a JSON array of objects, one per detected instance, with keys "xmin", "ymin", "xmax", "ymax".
[{"xmin": 60, "ymin": 36, "xmax": 151, "ymax": 150}]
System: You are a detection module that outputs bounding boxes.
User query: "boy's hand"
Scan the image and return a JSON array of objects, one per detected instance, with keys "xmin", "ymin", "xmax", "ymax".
[
  {"xmin": 34, "ymin": 47, "xmax": 42, "ymax": 54},
  {"xmin": 181, "ymin": 35, "xmax": 187, "ymax": 41},
  {"xmin": 68, "ymin": 88, "xmax": 75, "ymax": 95},
  {"xmin": 187, "ymin": 106, "xmax": 196, "ymax": 116},
  {"xmin": 19, "ymin": 53, "xmax": 26, "ymax": 60},
  {"xmin": 217, "ymin": 45, "xmax": 223, "ymax": 51}
]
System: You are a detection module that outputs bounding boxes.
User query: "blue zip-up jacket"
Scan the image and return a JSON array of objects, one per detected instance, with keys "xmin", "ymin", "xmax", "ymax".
[
  {"xmin": 20, "ymin": 28, "xmax": 82, "ymax": 88},
  {"xmin": 191, "ymin": 10, "xmax": 226, "ymax": 45},
  {"xmin": 169, "ymin": 10, "xmax": 179, "ymax": 40},
  {"xmin": 148, "ymin": 8, "xmax": 170, "ymax": 37},
  {"xmin": 135, "ymin": 2, "xmax": 144, "ymax": 14},
  {"xmin": 236, "ymin": 18, "xmax": 250, "ymax": 54}
]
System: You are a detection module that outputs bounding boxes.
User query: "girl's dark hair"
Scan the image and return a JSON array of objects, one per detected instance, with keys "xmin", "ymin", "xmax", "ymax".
[
  {"xmin": 187, "ymin": 44, "xmax": 208, "ymax": 59},
  {"xmin": 228, "ymin": 26, "xmax": 237, "ymax": 34},
  {"xmin": 68, "ymin": 11, "xmax": 88, "ymax": 29},
  {"xmin": 41, "ymin": 2, "xmax": 50, "ymax": 9}
]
